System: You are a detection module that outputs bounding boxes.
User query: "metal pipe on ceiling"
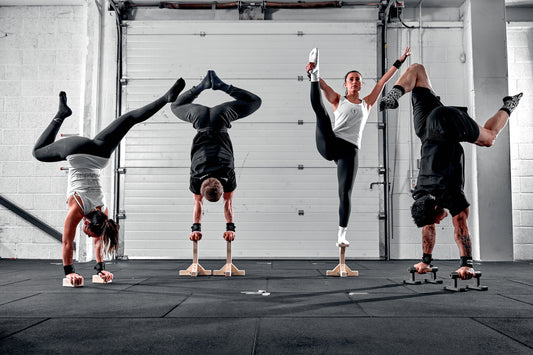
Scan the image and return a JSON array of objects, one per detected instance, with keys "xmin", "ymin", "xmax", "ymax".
[{"xmin": 116, "ymin": 1, "xmax": 380, "ymax": 9}]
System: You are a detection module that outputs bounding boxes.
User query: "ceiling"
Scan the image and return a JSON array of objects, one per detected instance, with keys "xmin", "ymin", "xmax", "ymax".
[{"xmin": 0, "ymin": 0, "xmax": 532, "ymax": 7}]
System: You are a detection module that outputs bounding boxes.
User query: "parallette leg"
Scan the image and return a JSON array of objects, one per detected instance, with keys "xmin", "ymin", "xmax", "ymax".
[
  {"xmin": 444, "ymin": 271, "xmax": 488, "ymax": 292},
  {"xmin": 326, "ymin": 246, "xmax": 358, "ymax": 277},
  {"xmin": 214, "ymin": 241, "xmax": 245, "ymax": 277},
  {"xmin": 179, "ymin": 240, "xmax": 211, "ymax": 277}
]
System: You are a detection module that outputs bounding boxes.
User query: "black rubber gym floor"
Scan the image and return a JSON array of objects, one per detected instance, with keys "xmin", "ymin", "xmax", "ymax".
[{"xmin": 1, "ymin": 258, "xmax": 532, "ymax": 354}]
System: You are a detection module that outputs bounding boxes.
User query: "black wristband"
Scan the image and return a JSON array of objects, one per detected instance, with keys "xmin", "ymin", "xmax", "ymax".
[
  {"xmin": 460, "ymin": 256, "xmax": 473, "ymax": 268},
  {"xmin": 94, "ymin": 262, "xmax": 105, "ymax": 274},
  {"xmin": 393, "ymin": 59, "xmax": 403, "ymax": 69},
  {"xmin": 226, "ymin": 222, "xmax": 236, "ymax": 232},
  {"xmin": 191, "ymin": 223, "xmax": 201, "ymax": 232},
  {"xmin": 64, "ymin": 264, "xmax": 75, "ymax": 276},
  {"xmin": 422, "ymin": 253, "xmax": 433, "ymax": 265}
]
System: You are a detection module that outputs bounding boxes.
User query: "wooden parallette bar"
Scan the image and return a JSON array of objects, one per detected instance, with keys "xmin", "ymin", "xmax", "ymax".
[
  {"xmin": 179, "ymin": 240, "xmax": 212, "ymax": 277},
  {"xmin": 214, "ymin": 241, "xmax": 245, "ymax": 277},
  {"xmin": 326, "ymin": 245, "xmax": 359, "ymax": 277}
]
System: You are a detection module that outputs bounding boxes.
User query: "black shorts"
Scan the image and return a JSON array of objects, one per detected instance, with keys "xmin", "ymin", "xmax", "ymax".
[{"xmin": 412, "ymin": 87, "xmax": 480, "ymax": 143}]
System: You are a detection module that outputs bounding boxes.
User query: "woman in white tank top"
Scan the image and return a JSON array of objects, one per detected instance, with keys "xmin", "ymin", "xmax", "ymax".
[
  {"xmin": 306, "ymin": 47, "xmax": 410, "ymax": 247},
  {"xmin": 33, "ymin": 79, "xmax": 185, "ymax": 286}
]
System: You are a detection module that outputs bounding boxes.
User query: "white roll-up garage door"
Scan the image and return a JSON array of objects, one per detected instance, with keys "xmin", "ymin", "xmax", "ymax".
[{"xmin": 120, "ymin": 21, "xmax": 383, "ymax": 259}]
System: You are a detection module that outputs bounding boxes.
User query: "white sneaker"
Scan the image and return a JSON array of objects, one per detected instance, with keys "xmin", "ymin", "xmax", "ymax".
[
  {"xmin": 336, "ymin": 226, "xmax": 349, "ymax": 247},
  {"xmin": 307, "ymin": 48, "xmax": 319, "ymax": 82},
  {"xmin": 336, "ymin": 237, "xmax": 350, "ymax": 247}
]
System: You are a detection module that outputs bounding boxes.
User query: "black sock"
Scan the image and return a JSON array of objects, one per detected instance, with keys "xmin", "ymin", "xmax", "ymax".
[{"xmin": 393, "ymin": 85, "xmax": 406, "ymax": 96}]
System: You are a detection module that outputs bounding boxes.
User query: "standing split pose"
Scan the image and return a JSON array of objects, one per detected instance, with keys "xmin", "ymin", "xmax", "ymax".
[
  {"xmin": 33, "ymin": 78, "xmax": 185, "ymax": 286},
  {"xmin": 379, "ymin": 63, "xmax": 522, "ymax": 279},
  {"xmin": 306, "ymin": 47, "xmax": 411, "ymax": 247},
  {"xmin": 171, "ymin": 71, "xmax": 261, "ymax": 242}
]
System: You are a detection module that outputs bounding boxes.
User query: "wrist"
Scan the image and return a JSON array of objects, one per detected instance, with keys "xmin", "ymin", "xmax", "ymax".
[
  {"xmin": 422, "ymin": 253, "xmax": 432, "ymax": 265},
  {"xmin": 191, "ymin": 223, "xmax": 201, "ymax": 232},
  {"xmin": 94, "ymin": 262, "xmax": 105, "ymax": 274},
  {"xmin": 64, "ymin": 264, "xmax": 75, "ymax": 276},
  {"xmin": 226, "ymin": 222, "xmax": 235, "ymax": 232},
  {"xmin": 460, "ymin": 256, "xmax": 473, "ymax": 268},
  {"xmin": 393, "ymin": 59, "xmax": 403, "ymax": 69}
]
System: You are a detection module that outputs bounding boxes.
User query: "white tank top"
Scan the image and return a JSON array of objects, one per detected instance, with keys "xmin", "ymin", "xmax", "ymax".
[
  {"xmin": 333, "ymin": 96, "xmax": 369, "ymax": 148},
  {"xmin": 66, "ymin": 154, "xmax": 109, "ymax": 215}
]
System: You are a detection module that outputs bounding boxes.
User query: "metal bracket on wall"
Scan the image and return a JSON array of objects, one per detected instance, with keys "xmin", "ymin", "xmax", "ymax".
[
  {"xmin": 297, "ymin": 31, "xmax": 304, "ymax": 36},
  {"xmin": 378, "ymin": 167, "xmax": 386, "ymax": 175},
  {"xmin": 117, "ymin": 210, "xmax": 127, "ymax": 220},
  {"xmin": 298, "ymin": 120, "xmax": 304, "ymax": 125},
  {"xmin": 298, "ymin": 164, "xmax": 304, "ymax": 170},
  {"xmin": 116, "ymin": 168, "xmax": 127, "ymax": 174},
  {"xmin": 120, "ymin": 77, "xmax": 128, "ymax": 85},
  {"xmin": 378, "ymin": 211, "xmax": 386, "ymax": 220}
]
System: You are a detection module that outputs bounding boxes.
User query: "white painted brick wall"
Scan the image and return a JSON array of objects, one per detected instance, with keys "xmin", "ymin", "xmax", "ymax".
[
  {"xmin": 508, "ymin": 25, "xmax": 533, "ymax": 260},
  {"xmin": 0, "ymin": 5, "xmax": 86, "ymax": 260}
]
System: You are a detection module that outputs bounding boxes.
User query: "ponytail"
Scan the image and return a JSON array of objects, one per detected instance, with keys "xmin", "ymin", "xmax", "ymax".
[
  {"xmin": 86, "ymin": 210, "xmax": 119, "ymax": 257},
  {"xmin": 102, "ymin": 218, "xmax": 119, "ymax": 256}
]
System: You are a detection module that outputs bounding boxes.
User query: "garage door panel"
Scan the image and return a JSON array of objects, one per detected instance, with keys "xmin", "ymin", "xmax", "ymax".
[{"xmin": 122, "ymin": 20, "xmax": 381, "ymax": 259}]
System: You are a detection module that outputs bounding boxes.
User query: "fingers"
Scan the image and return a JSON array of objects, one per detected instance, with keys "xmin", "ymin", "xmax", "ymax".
[
  {"xmin": 223, "ymin": 231, "xmax": 235, "ymax": 242},
  {"xmin": 67, "ymin": 273, "xmax": 83, "ymax": 286},
  {"xmin": 189, "ymin": 231, "xmax": 202, "ymax": 241},
  {"xmin": 99, "ymin": 271, "xmax": 114, "ymax": 282}
]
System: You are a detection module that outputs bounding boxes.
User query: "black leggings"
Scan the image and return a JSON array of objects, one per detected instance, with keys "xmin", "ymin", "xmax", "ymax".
[
  {"xmin": 33, "ymin": 96, "xmax": 168, "ymax": 162},
  {"xmin": 311, "ymin": 81, "xmax": 359, "ymax": 227},
  {"xmin": 170, "ymin": 85, "xmax": 262, "ymax": 129}
]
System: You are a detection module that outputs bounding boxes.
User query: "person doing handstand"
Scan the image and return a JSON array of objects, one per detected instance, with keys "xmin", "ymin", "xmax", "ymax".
[
  {"xmin": 379, "ymin": 63, "xmax": 522, "ymax": 279},
  {"xmin": 171, "ymin": 71, "xmax": 261, "ymax": 243},
  {"xmin": 33, "ymin": 79, "xmax": 185, "ymax": 286}
]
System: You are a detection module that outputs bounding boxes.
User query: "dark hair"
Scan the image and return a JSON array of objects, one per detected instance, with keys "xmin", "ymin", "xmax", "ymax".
[
  {"xmin": 85, "ymin": 210, "xmax": 119, "ymax": 256},
  {"xmin": 344, "ymin": 70, "xmax": 362, "ymax": 95},
  {"xmin": 344, "ymin": 70, "xmax": 362, "ymax": 82},
  {"xmin": 410, "ymin": 194, "xmax": 438, "ymax": 227},
  {"xmin": 200, "ymin": 177, "xmax": 223, "ymax": 202}
]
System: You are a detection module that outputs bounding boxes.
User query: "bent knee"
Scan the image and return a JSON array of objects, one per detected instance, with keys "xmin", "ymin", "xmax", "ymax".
[
  {"xmin": 408, "ymin": 63, "xmax": 425, "ymax": 72},
  {"xmin": 475, "ymin": 129, "xmax": 497, "ymax": 147}
]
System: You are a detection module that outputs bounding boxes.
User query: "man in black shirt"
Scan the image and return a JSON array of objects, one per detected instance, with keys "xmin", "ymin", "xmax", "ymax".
[
  {"xmin": 171, "ymin": 71, "xmax": 261, "ymax": 242},
  {"xmin": 380, "ymin": 63, "xmax": 522, "ymax": 279}
]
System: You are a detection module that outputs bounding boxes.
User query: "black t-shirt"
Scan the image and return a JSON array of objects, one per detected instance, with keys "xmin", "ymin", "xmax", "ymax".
[
  {"xmin": 189, "ymin": 130, "xmax": 237, "ymax": 195},
  {"xmin": 413, "ymin": 139, "xmax": 469, "ymax": 216}
]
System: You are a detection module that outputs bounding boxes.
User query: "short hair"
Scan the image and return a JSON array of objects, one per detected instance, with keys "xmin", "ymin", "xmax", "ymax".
[
  {"xmin": 200, "ymin": 177, "xmax": 223, "ymax": 202},
  {"xmin": 411, "ymin": 194, "xmax": 438, "ymax": 227}
]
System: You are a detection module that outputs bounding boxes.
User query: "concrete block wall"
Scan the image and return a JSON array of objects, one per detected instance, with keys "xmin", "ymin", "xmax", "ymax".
[
  {"xmin": 0, "ymin": 5, "xmax": 86, "ymax": 259},
  {"xmin": 508, "ymin": 25, "xmax": 533, "ymax": 260}
]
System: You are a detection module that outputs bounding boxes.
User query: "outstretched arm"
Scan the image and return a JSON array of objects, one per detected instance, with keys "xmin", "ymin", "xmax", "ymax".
[
  {"xmin": 190, "ymin": 194, "xmax": 203, "ymax": 241},
  {"xmin": 413, "ymin": 224, "xmax": 436, "ymax": 273},
  {"xmin": 93, "ymin": 208, "xmax": 114, "ymax": 282},
  {"xmin": 305, "ymin": 62, "xmax": 341, "ymax": 108},
  {"xmin": 63, "ymin": 197, "xmax": 84, "ymax": 285},
  {"xmin": 223, "ymin": 191, "xmax": 235, "ymax": 242},
  {"xmin": 319, "ymin": 78, "xmax": 341, "ymax": 109},
  {"xmin": 364, "ymin": 46, "xmax": 410, "ymax": 109},
  {"xmin": 452, "ymin": 208, "xmax": 476, "ymax": 280}
]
